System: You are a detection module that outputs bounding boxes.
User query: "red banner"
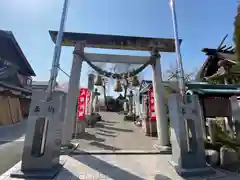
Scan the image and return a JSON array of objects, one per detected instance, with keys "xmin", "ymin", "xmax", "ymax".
[
  {"xmin": 149, "ymin": 88, "xmax": 156, "ymax": 120},
  {"xmin": 78, "ymin": 88, "xmax": 88, "ymax": 120}
]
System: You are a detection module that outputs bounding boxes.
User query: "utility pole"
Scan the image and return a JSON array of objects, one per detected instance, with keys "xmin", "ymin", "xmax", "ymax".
[
  {"xmin": 46, "ymin": 0, "xmax": 70, "ymax": 100},
  {"xmin": 169, "ymin": 0, "xmax": 185, "ymax": 96}
]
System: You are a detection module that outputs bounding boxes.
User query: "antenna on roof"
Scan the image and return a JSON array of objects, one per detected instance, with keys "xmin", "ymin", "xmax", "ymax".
[{"xmin": 217, "ymin": 34, "xmax": 228, "ymax": 50}]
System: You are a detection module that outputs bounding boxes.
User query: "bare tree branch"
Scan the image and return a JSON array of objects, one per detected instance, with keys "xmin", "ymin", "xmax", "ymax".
[{"xmin": 165, "ymin": 63, "xmax": 197, "ymax": 82}]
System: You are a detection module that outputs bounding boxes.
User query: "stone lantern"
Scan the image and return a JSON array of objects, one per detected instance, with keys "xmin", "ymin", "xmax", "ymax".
[
  {"xmin": 127, "ymin": 90, "xmax": 134, "ymax": 116},
  {"xmin": 124, "ymin": 90, "xmax": 135, "ymax": 121},
  {"xmin": 86, "ymin": 88, "xmax": 101, "ymax": 127},
  {"xmin": 92, "ymin": 88, "xmax": 100, "ymax": 113}
]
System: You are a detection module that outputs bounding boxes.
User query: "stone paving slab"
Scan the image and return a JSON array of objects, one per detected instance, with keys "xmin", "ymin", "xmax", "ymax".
[
  {"xmin": 1, "ymin": 155, "xmax": 240, "ymax": 180},
  {"xmin": 73, "ymin": 112, "xmax": 159, "ymax": 152}
]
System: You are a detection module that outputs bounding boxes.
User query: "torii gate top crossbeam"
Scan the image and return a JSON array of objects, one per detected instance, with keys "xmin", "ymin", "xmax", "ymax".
[{"xmin": 49, "ymin": 30, "xmax": 180, "ymax": 52}]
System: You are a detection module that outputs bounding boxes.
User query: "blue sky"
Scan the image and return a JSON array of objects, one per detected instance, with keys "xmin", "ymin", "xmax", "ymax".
[{"xmin": 0, "ymin": 0, "xmax": 237, "ymax": 91}]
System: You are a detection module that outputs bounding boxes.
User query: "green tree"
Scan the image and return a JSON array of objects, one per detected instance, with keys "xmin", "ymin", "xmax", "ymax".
[
  {"xmin": 207, "ymin": 4, "xmax": 240, "ymax": 85},
  {"xmin": 234, "ymin": 3, "xmax": 240, "ymax": 64}
]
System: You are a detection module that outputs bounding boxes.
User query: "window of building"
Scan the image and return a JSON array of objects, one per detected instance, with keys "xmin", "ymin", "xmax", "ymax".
[
  {"xmin": 27, "ymin": 77, "xmax": 32, "ymax": 86},
  {"xmin": 0, "ymin": 56, "xmax": 13, "ymax": 66}
]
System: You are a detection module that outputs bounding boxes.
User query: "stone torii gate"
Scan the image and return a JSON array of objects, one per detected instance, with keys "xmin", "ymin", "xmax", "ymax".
[{"xmin": 49, "ymin": 30, "xmax": 177, "ymax": 150}]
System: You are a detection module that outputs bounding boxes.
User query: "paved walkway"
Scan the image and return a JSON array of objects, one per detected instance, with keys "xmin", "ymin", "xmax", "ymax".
[
  {"xmin": 73, "ymin": 112, "xmax": 159, "ymax": 152},
  {"xmin": 0, "ymin": 120, "xmax": 26, "ymax": 175},
  {"xmin": 1, "ymin": 113, "xmax": 240, "ymax": 179},
  {"xmin": 0, "ymin": 119, "xmax": 26, "ymax": 144},
  {"xmin": 2, "ymin": 155, "xmax": 240, "ymax": 180}
]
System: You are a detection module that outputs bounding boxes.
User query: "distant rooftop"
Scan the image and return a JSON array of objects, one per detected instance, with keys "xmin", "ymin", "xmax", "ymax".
[
  {"xmin": 32, "ymin": 81, "xmax": 49, "ymax": 86},
  {"xmin": 139, "ymin": 80, "xmax": 180, "ymax": 94}
]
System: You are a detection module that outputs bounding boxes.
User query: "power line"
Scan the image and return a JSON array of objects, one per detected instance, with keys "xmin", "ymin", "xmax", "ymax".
[{"xmin": 58, "ymin": 66, "xmax": 70, "ymax": 78}]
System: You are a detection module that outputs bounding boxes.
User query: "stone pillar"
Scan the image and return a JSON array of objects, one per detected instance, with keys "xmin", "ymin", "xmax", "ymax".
[
  {"xmin": 168, "ymin": 94, "xmax": 212, "ymax": 176},
  {"xmin": 61, "ymin": 42, "xmax": 85, "ymax": 146},
  {"xmin": 208, "ymin": 119, "xmax": 217, "ymax": 145},
  {"xmin": 135, "ymin": 92, "xmax": 140, "ymax": 117},
  {"xmin": 133, "ymin": 102, "xmax": 136, "ymax": 116},
  {"xmin": 151, "ymin": 54, "xmax": 170, "ymax": 148},
  {"xmin": 88, "ymin": 74, "xmax": 95, "ymax": 115},
  {"xmin": 123, "ymin": 101, "xmax": 128, "ymax": 112},
  {"xmin": 230, "ymin": 96, "xmax": 240, "ymax": 143},
  {"xmin": 140, "ymin": 95, "xmax": 144, "ymax": 118},
  {"xmin": 90, "ymin": 92, "xmax": 95, "ymax": 114},
  {"xmin": 128, "ymin": 91, "xmax": 134, "ymax": 116},
  {"xmin": 93, "ymin": 93, "xmax": 99, "ymax": 112},
  {"xmin": 135, "ymin": 95, "xmax": 139, "ymax": 116},
  {"xmin": 142, "ymin": 96, "xmax": 150, "ymax": 135}
]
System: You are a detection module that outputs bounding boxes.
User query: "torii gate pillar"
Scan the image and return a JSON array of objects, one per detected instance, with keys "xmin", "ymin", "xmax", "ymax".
[
  {"xmin": 151, "ymin": 53, "xmax": 170, "ymax": 148},
  {"xmin": 61, "ymin": 42, "xmax": 85, "ymax": 146}
]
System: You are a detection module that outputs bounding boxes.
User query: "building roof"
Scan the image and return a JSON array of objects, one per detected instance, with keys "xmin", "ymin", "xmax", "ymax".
[
  {"xmin": 139, "ymin": 80, "xmax": 179, "ymax": 94},
  {"xmin": 0, "ymin": 81, "xmax": 31, "ymax": 96},
  {"xmin": 0, "ymin": 64, "xmax": 22, "ymax": 87},
  {"xmin": 189, "ymin": 88, "xmax": 240, "ymax": 96},
  {"xmin": 186, "ymin": 82, "xmax": 240, "ymax": 96},
  {"xmin": 32, "ymin": 81, "xmax": 50, "ymax": 86},
  {"xmin": 186, "ymin": 82, "xmax": 240, "ymax": 90},
  {"xmin": 0, "ymin": 60, "xmax": 33, "ymax": 94},
  {"xmin": 0, "ymin": 30, "xmax": 35, "ymax": 76},
  {"xmin": 139, "ymin": 80, "xmax": 152, "ymax": 92},
  {"xmin": 32, "ymin": 81, "xmax": 61, "ymax": 87},
  {"xmin": 196, "ymin": 47, "xmax": 236, "ymax": 80}
]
